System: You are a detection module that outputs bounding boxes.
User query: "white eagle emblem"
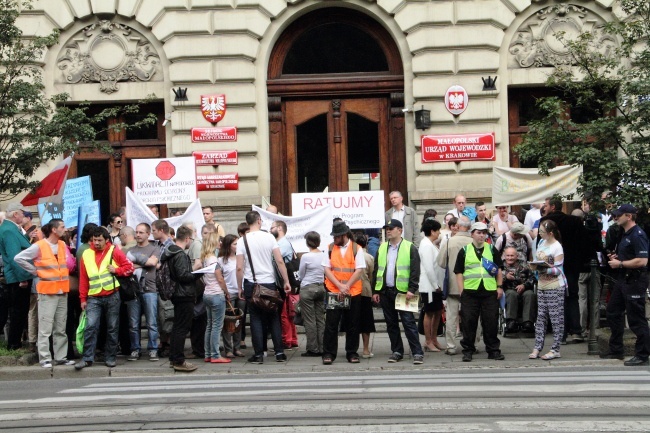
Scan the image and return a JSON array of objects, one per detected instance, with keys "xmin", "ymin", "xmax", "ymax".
[
  {"xmin": 448, "ymin": 92, "xmax": 465, "ymax": 110},
  {"xmin": 201, "ymin": 94, "xmax": 226, "ymax": 123}
]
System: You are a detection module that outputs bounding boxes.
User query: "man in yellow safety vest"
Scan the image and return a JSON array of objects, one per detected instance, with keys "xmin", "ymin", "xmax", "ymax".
[{"xmin": 75, "ymin": 226, "xmax": 134, "ymax": 370}]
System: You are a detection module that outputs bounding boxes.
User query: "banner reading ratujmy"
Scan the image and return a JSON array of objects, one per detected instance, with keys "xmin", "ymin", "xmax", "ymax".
[{"xmin": 291, "ymin": 191, "xmax": 385, "ymax": 229}]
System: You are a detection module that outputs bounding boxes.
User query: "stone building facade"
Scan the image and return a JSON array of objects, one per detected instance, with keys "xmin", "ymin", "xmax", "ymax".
[{"xmin": 16, "ymin": 0, "xmax": 619, "ymax": 229}]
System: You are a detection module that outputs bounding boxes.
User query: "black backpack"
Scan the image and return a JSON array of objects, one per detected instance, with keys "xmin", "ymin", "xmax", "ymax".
[{"xmin": 156, "ymin": 249, "xmax": 176, "ymax": 301}]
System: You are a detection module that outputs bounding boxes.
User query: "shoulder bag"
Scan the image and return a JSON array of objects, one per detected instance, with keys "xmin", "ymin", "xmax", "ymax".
[
  {"xmin": 110, "ymin": 249, "xmax": 141, "ymax": 302},
  {"xmin": 243, "ymin": 234, "xmax": 284, "ymax": 313}
]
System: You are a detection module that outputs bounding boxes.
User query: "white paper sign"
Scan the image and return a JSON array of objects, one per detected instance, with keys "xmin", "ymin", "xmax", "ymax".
[
  {"xmin": 291, "ymin": 191, "xmax": 385, "ymax": 229},
  {"xmin": 252, "ymin": 205, "xmax": 333, "ymax": 253},
  {"xmin": 131, "ymin": 157, "xmax": 197, "ymax": 204},
  {"xmin": 125, "ymin": 187, "xmax": 205, "ymax": 240}
]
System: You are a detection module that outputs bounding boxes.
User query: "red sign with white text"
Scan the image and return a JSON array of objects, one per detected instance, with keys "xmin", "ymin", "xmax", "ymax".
[
  {"xmin": 191, "ymin": 127, "xmax": 237, "ymax": 142},
  {"xmin": 421, "ymin": 133, "xmax": 496, "ymax": 163},
  {"xmin": 193, "ymin": 150, "xmax": 237, "ymax": 165},
  {"xmin": 196, "ymin": 173, "xmax": 239, "ymax": 191}
]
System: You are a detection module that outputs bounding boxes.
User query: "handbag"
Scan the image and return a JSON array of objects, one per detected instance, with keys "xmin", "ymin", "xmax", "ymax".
[
  {"xmin": 442, "ymin": 240, "xmax": 450, "ymax": 300},
  {"xmin": 243, "ymin": 234, "xmax": 284, "ymax": 313},
  {"xmin": 76, "ymin": 311, "xmax": 86, "ymax": 354},
  {"xmin": 284, "ymin": 248, "xmax": 302, "ymax": 294},
  {"xmin": 110, "ymin": 249, "xmax": 141, "ymax": 302}
]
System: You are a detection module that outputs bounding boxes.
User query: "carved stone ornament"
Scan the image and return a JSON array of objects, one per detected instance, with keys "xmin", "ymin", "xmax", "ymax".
[
  {"xmin": 56, "ymin": 20, "xmax": 162, "ymax": 93},
  {"xmin": 508, "ymin": 4, "xmax": 617, "ymax": 69}
]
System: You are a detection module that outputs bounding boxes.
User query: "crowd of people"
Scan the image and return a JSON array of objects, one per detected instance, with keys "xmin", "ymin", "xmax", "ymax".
[{"xmin": 0, "ymin": 190, "xmax": 648, "ymax": 372}]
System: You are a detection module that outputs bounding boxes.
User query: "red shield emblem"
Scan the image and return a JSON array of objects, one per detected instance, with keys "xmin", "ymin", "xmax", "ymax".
[{"xmin": 201, "ymin": 94, "xmax": 226, "ymax": 123}]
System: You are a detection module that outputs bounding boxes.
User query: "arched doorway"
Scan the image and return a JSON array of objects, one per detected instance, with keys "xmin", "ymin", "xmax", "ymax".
[{"xmin": 267, "ymin": 8, "xmax": 405, "ymax": 213}]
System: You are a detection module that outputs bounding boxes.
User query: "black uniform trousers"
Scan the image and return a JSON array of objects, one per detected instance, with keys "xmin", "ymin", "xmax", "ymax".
[
  {"xmin": 606, "ymin": 271, "xmax": 650, "ymax": 359},
  {"xmin": 322, "ymin": 294, "xmax": 361, "ymax": 361},
  {"xmin": 460, "ymin": 287, "xmax": 501, "ymax": 357}
]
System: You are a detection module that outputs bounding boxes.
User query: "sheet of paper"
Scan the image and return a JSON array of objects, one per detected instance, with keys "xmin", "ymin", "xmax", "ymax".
[{"xmin": 395, "ymin": 293, "xmax": 419, "ymax": 313}]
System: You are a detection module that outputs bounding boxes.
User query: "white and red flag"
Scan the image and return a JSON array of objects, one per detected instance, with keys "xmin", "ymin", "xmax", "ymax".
[{"xmin": 21, "ymin": 155, "xmax": 72, "ymax": 206}]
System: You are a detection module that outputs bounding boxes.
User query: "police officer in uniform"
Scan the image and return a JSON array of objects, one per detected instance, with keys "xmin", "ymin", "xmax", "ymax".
[
  {"xmin": 454, "ymin": 222, "xmax": 505, "ymax": 362},
  {"xmin": 602, "ymin": 204, "xmax": 649, "ymax": 366}
]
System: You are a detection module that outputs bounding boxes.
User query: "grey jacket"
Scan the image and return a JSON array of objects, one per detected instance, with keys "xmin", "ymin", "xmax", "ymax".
[
  {"xmin": 436, "ymin": 231, "xmax": 472, "ymax": 296},
  {"xmin": 385, "ymin": 205, "xmax": 421, "ymax": 247}
]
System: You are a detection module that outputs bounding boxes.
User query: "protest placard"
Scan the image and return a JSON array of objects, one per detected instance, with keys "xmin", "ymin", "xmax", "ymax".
[
  {"xmin": 131, "ymin": 157, "xmax": 197, "ymax": 204},
  {"xmin": 252, "ymin": 205, "xmax": 333, "ymax": 253},
  {"xmin": 291, "ymin": 191, "xmax": 385, "ymax": 229},
  {"xmin": 38, "ymin": 176, "xmax": 93, "ymax": 227}
]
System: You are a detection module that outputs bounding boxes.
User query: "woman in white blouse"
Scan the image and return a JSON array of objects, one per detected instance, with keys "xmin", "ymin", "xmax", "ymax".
[{"xmin": 418, "ymin": 218, "xmax": 446, "ymax": 352}]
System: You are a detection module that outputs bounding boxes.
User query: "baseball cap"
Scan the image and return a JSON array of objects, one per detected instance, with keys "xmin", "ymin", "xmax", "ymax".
[
  {"xmin": 612, "ymin": 204, "xmax": 637, "ymax": 216},
  {"xmin": 470, "ymin": 222, "xmax": 489, "ymax": 232},
  {"xmin": 5, "ymin": 202, "xmax": 27, "ymax": 213},
  {"xmin": 510, "ymin": 222, "xmax": 530, "ymax": 235},
  {"xmin": 383, "ymin": 219, "xmax": 403, "ymax": 229}
]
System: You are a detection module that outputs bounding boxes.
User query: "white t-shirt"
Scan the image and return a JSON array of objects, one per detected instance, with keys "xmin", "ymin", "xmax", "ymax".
[
  {"xmin": 321, "ymin": 240, "xmax": 367, "ymax": 269},
  {"xmin": 217, "ymin": 255, "xmax": 238, "ymax": 296},
  {"xmin": 524, "ymin": 207, "xmax": 541, "ymax": 229},
  {"xmin": 298, "ymin": 251, "xmax": 325, "ymax": 287},
  {"xmin": 535, "ymin": 239, "xmax": 565, "ymax": 290},
  {"xmin": 492, "ymin": 213, "xmax": 519, "ymax": 235},
  {"xmin": 236, "ymin": 230, "xmax": 280, "ymax": 284}
]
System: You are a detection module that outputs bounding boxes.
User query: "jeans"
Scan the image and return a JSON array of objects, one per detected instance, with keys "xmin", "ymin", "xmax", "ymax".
[
  {"xmin": 244, "ymin": 280, "xmax": 284, "ymax": 357},
  {"xmin": 204, "ymin": 293, "xmax": 226, "ymax": 359},
  {"xmin": 83, "ymin": 292, "xmax": 121, "ymax": 363},
  {"xmin": 170, "ymin": 297, "xmax": 194, "ymax": 365},
  {"xmin": 379, "ymin": 287, "xmax": 423, "ymax": 357},
  {"xmin": 127, "ymin": 292, "xmax": 159, "ymax": 352}
]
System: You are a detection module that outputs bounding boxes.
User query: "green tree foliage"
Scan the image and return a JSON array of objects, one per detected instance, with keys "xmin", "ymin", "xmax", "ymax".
[
  {"xmin": 0, "ymin": 0, "xmax": 156, "ymax": 201},
  {"xmin": 516, "ymin": 0, "xmax": 650, "ymax": 215}
]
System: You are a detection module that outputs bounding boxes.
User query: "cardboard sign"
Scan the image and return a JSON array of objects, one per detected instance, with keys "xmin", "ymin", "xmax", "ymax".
[
  {"xmin": 193, "ymin": 150, "xmax": 238, "ymax": 165},
  {"xmin": 196, "ymin": 173, "xmax": 239, "ymax": 191},
  {"xmin": 191, "ymin": 127, "xmax": 237, "ymax": 142},
  {"xmin": 291, "ymin": 191, "xmax": 385, "ymax": 229},
  {"xmin": 38, "ymin": 176, "xmax": 93, "ymax": 227},
  {"xmin": 421, "ymin": 133, "xmax": 496, "ymax": 162},
  {"xmin": 131, "ymin": 157, "xmax": 197, "ymax": 204}
]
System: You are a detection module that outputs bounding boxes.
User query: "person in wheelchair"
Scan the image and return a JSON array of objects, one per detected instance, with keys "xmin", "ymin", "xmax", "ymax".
[{"xmin": 502, "ymin": 247, "xmax": 535, "ymax": 334}]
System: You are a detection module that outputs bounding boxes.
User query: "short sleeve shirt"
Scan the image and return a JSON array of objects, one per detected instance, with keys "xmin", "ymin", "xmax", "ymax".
[{"xmin": 617, "ymin": 225, "xmax": 649, "ymax": 261}]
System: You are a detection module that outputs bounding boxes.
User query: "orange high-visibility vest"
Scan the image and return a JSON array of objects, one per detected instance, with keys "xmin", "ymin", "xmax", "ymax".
[
  {"xmin": 325, "ymin": 242, "xmax": 362, "ymax": 296},
  {"xmin": 34, "ymin": 240, "xmax": 70, "ymax": 294}
]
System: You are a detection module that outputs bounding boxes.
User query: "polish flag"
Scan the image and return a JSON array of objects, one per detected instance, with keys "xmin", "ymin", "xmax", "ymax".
[{"xmin": 21, "ymin": 156, "xmax": 73, "ymax": 206}]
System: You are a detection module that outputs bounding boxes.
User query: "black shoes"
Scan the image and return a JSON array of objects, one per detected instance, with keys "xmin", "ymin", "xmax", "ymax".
[
  {"xmin": 462, "ymin": 353, "xmax": 472, "ymax": 362},
  {"xmin": 301, "ymin": 351, "xmax": 322, "ymax": 357},
  {"xmin": 505, "ymin": 320, "xmax": 518, "ymax": 334},
  {"xmin": 520, "ymin": 321, "xmax": 535, "ymax": 333},
  {"xmin": 488, "ymin": 352, "xmax": 505, "ymax": 360},
  {"xmin": 624, "ymin": 356, "xmax": 649, "ymax": 367},
  {"xmin": 248, "ymin": 355, "xmax": 264, "ymax": 364},
  {"xmin": 276, "ymin": 353, "xmax": 287, "ymax": 362},
  {"xmin": 599, "ymin": 352, "xmax": 625, "ymax": 360}
]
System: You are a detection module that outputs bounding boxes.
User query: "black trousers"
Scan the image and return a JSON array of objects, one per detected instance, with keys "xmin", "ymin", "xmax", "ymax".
[
  {"xmin": 170, "ymin": 297, "xmax": 194, "ymax": 365},
  {"xmin": 460, "ymin": 288, "xmax": 501, "ymax": 356},
  {"xmin": 563, "ymin": 270, "xmax": 582, "ymax": 337},
  {"xmin": 66, "ymin": 291, "xmax": 82, "ymax": 359},
  {"xmin": 7, "ymin": 281, "xmax": 31, "ymax": 350},
  {"xmin": 606, "ymin": 272, "xmax": 650, "ymax": 358},
  {"xmin": 322, "ymin": 294, "xmax": 360, "ymax": 361},
  {"xmin": 191, "ymin": 312, "xmax": 207, "ymax": 357}
]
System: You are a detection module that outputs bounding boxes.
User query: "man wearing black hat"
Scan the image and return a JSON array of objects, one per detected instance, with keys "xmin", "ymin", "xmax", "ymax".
[
  {"xmin": 372, "ymin": 219, "xmax": 423, "ymax": 364},
  {"xmin": 602, "ymin": 204, "xmax": 649, "ymax": 366},
  {"xmin": 321, "ymin": 220, "xmax": 365, "ymax": 365}
]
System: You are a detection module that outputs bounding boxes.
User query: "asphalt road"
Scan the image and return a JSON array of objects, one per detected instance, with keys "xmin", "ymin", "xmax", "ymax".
[{"xmin": 1, "ymin": 367, "xmax": 649, "ymax": 432}]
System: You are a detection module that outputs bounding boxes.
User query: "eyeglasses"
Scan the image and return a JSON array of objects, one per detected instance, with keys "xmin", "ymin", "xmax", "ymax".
[{"xmin": 115, "ymin": 220, "xmax": 123, "ymax": 224}]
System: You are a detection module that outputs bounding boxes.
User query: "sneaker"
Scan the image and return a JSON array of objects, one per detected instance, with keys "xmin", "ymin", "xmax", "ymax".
[
  {"xmin": 149, "ymin": 350, "xmax": 159, "ymax": 361},
  {"xmin": 173, "ymin": 361, "xmax": 198, "ymax": 372},
  {"xmin": 248, "ymin": 355, "xmax": 264, "ymax": 364},
  {"xmin": 413, "ymin": 355, "xmax": 424, "ymax": 365},
  {"xmin": 127, "ymin": 350, "xmax": 140, "ymax": 361},
  {"xmin": 276, "ymin": 353, "xmax": 287, "ymax": 362},
  {"xmin": 569, "ymin": 334, "xmax": 585, "ymax": 344},
  {"xmin": 55, "ymin": 359, "xmax": 76, "ymax": 366},
  {"xmin": 387, "ymin": 353, "xmax": 403, "ymax": 363},
  {"xmin": 74, "ymin": 360, "xmax": 93, "ymax": 370},
  {"xmin": 105, "ymin": 360, "xmax": 116, "ymax": 368},
  {"xmin": 40, "ymin": 361, "xmax": 52, "ymax": 368}
]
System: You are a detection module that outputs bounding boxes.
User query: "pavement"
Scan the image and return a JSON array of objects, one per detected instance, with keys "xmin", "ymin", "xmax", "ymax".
[{"xmin": 0, "ymin": 327, "xmax": 639, "ymax": 381}]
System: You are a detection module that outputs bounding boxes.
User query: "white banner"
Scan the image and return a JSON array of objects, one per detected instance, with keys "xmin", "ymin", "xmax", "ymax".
[
  {"xmin": 131, "ymin": 157, "xmax": 197, "ymax": 204},
  {"xmin": 291, "ymin": 190, "xmax": 385, "ymax": 229},
  {"xmin": 252, "ymin": 205, "xmax": 333, "ymax": 253},
  {"xmin": 125, "ymin": 187, "xmax": 205, "ymax": 239},
  {"xmin": 492, "ymin": 165, "xmax": 582, "ymax": 206}
]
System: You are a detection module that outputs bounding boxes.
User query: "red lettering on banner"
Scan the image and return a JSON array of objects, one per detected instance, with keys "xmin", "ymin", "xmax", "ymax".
[
  {"xmin": 193, "ymin": 150, "xmax": 238, "ymax": 165},
  {"xmin": 421, "ymin": 133, "xmax": 496, "ymax": 163},
  {"xmin": 196, "ymin": 173, "xmax": 239, "ymax": 191},
  {"xmin": 191, "ymin": 127, "xmax": 237, "ymax": 143}
]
